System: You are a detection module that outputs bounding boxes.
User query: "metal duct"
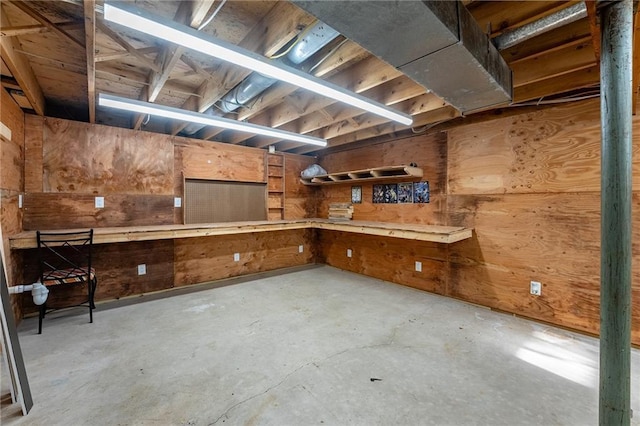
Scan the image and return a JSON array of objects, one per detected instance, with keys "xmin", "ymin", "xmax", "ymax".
[
  {"xmin": 493, "ymin": 2, "xmax": 587, "ymax": 51},
  {"xmin": 293, "ymin": 0, "xmax": 513, "ymax": 113},
  {"xmin": 183, "ymin": 21, "xmax": 339, "ymax": 134}
]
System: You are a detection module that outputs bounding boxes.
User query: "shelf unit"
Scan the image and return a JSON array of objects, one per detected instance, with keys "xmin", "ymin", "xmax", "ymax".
[
  {"xmin": 267, "ymin": 153, "xmax": 285, "ymax": 220},
  {"xmin": 300, "ymin": 165, "xmax": 423, "ymax": 186}
]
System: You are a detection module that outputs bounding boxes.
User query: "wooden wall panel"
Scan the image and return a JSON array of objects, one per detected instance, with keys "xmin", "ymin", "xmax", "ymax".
[
  {"xmin": 21, "ymin": 240, "xmax": 175, "ymax": 314},
  {"xmin": 24, "ymin": 114, "xmax": 43, "ymax": 193},
  {"xmin": 42, "ymin": 118, "xmax": 174, "ymax": 194},
  {"xmin": 175, "ymin": 137, "xmax": 266, "ymax": 183},
  {"xmin": 283, "ymin": 153, "xmax": 316, "ymax": 219},
  {"xmin": 23, "ymin": 193, "xmax": 174, "ymax": 230},
  {"xmin": 447, "ymin": 100, "xmax": 640, "ymax": 195},
  {"xmin": 0, "ymin": 90, "xmax": 24, "ymax": 322},
  {"xmin": 316, "ymin": 132, "xmax": 447, "ymax": 225},
  {"xmin": 174, "ymin": 229, "xmax": 315, "ymax": 286},
  {"xmin": 317, "ymin": 230, "xmax": 448, "ymax": 294}
]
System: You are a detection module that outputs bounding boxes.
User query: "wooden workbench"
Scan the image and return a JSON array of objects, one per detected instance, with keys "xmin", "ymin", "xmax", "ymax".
[{"xmin": 9, "ymin": 219, "xmax": 472, "ymax": 249}]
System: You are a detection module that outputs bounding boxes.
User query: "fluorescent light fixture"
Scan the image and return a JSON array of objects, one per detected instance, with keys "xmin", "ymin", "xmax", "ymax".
[
  {"xmin": 103, "ymin": 2, "xmax": 413, "ymax": 126},
  {"xmin": 98, "ymin": 93, "xmax": 328, "ymax": 147}
]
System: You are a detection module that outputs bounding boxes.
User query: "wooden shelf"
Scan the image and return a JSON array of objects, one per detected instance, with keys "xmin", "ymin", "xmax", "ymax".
[
  {"xmin": 9, "ymin": 220, "xmax": 472, "ymax": 249},
  {"xmin": 300, "ymin": 165, "xmax": 423, "ymax": 185}
]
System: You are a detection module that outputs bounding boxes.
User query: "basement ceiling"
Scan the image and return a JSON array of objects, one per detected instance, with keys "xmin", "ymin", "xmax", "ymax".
[{"xmin": 0, "ymin": 1, "xmax": 623, "ymax": 154}]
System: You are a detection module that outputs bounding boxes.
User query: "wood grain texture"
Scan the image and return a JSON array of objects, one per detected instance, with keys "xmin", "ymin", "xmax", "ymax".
[
  {"xmin": 174, "ymin": 229, "xmax": 315, "ymax": 286},
  {"xmin": 283, "ymin": 153, "xmax": 316, "ymax": 219},
  {"xmin": 175, "ymin": 136, "xmax": 265, "ymax": 183},
  {"xmin": 24, "ymin": 114, "xmax": 44, "ymax": 193},
  {"xmin": 23, "ymin": 193, "xmax": 174, "ymax": 230},
  {"xmin": 41, "ymin": 117, "xmax": 174, "ymax": 194},
  {"xmin": 21, "ymin": 240, "xmax": 174, "ymax": 314},
  {"xmin": 316, "ymin": 132, "xmax": 447, "ymax": 225},
  {"xmin": 0, "ymin": 88, "xmax": 24, "ymax": 192},
  {"xmin": 0, "ymin": 90, "xmax": 24, "ymax": 322},
  {"xmin": 317, "ymin": 230, "xmax": 448, "ymax": 295},
  {"xmin": 447, "ymin": 100, "xmax": 630, "ymax": 195},
  {"xmin": 1, "ymin": 190, "xmax": 24, "ymax": 321}
]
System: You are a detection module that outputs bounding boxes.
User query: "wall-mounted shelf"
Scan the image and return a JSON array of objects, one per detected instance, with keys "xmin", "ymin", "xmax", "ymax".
[{"xmin": 300, "ymin": 165, "xmax": 423, "ymax": 186}]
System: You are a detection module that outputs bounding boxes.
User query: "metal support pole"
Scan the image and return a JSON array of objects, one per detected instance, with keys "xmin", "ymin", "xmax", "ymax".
[{"xmin": 600, "ymin": 1, "xmax": 633, "ymax": 424}]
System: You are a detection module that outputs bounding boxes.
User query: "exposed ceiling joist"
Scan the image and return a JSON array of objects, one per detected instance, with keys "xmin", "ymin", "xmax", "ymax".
[
  {"xmin": 0, "ymin": 6, "xmax": 45, "ymax": 115},
  {"xmin": 1, "ymin": 21, "xmax": 84, "ymax": 37},
  {"xmin": 84, "ymin": 0, "xmax": 95, "ymax": 123},
  {"xmin": 170, "ymin": 1, "xmax": 316, "ymax": 135},
  {"xmin": 95, "ymin": 19, "xmax": 160, "ymax": 73},
  {"xmin": 8, "ymin": 0, "xmax": 84, "ymax": 48}
]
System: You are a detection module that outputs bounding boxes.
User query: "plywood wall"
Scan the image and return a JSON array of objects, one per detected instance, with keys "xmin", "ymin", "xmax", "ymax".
[
  {"xmin": 0, "ymin": 89, "xmax": 25, "ymax": 321},
  {"xmin": 283, "ymin": 153, "xmax": 317, "ymax": 219},
  {"xmin": 317, "ymin": 99, "xmax": 640, "ymax": 345},
  {"xmin": 17, "ymin": 116, "xmax": 315, "ymax": 314},
  {"xmin": 317, "ymin": 133, "xmax": 448, "ymax": 224},
  {"xmin": 447, "ymin": 99, "xmax": 640, "ymax": 343}
]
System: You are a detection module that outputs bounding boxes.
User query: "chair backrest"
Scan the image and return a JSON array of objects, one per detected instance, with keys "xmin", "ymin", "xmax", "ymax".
[{"xmin": 36, "ymin": 230, "xmax": 94, "ymax": 283}]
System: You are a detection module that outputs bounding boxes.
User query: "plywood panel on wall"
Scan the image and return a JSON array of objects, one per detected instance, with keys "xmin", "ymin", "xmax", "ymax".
[
  {"xmin": 317, "ymin": 230, "xmax": 448, "ymax": 295},
  {"xmin": 23, "ymin": 193, "xmax": 174, "ymax": 230},
  {"xmin": 41, "ymin": 118, "xmax": 174, "ymax": 194},
  {"xmin": 447, "ymin": 100, "xmax": 622, "ymax": 195},
  {"xmin": 317, "ymin": 132, "xmax": 447, "ymax": 225},
  {"xmin": 21, "ymin": 240, "xmax": 174, "ymax": 314},
  {"xmin": 176, "ymin": 137, "xmax": 265, "ymax": 183},
  {"xmin": 0, "ymin": 90, "xmax": 24, "ymax": 322},
  {"xmin": 174, "ymin": 229, "xmax": 315, "ymax": 286},
  {"xmin": 24, "ymin": 114, "xmax": 43, "ymax": 193},
  {"xmin": 283, "ymin": 153, "xmax": 316, "ymax": 219}
]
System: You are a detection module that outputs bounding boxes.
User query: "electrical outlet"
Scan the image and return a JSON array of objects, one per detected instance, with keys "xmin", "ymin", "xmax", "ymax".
[
  {"xmin": 347, "ymin": 249, "xmax": 352, "ymax": 258},
  {"xmin": 233, "ymin": 253, "xmax": 240, "ymax": 262},
  {"xmin": 530, "ymin": 281, "xmax": 542, "ymax": 296},
  {"xmin": 137, "ymin": 264, "xmax": 146, "ymax": 275},
  {"xmin": 415, "ymin": 261, "xmax": 422, "ymax": 272},
  {"xmin": 95, "ymin": 196, "xmax": 104, "ymax": 208},
  {"xmin": 174, "ymin": 197, "xmax": 182, "ymax": 208},
  {"xmin": 298, "ymin": 245, "xmax": 304, "ymax": 253}
]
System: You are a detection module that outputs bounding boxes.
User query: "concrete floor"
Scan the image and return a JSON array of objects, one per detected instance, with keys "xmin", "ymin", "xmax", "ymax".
[{"xmin": 2, "ymin": 265, "xmax": 639, "ymax": 425}]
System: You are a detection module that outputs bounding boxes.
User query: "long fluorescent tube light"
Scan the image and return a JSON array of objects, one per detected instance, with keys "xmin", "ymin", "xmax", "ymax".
[
  {"xmin": 103, "ymin": 2, "xmax": 413, "ymax": 126},
  {"xmin": 98, "ymin": 93, "xmax": 328, "ymax": 147}
]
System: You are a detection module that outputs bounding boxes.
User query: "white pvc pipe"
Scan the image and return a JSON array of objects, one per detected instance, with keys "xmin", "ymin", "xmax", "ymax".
[{"xmin": 8, "ymin": 283, "xmax": 49, "ymax": 305}]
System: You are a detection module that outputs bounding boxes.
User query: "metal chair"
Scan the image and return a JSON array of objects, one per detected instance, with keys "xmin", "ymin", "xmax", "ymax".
[{"xmin": 36, "ymin": 229, "xmax": 98, "ymax": 334}]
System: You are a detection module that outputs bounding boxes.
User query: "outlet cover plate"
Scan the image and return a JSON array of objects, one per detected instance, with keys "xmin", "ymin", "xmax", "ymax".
[
  {"xmin": 347, "ymin": 249, "xmax": 352, "ymax": 258},
  {"xmin": 233, "ymin": 253, "xmax": 240, "ymax": 262},
  {"xmin": 137, "ymin": 264, "xmax": 146, "ymax": 275},
  {"xmin": 415, "ymin": 261, "xmax": 422, "ymax": 272},
  {"xmin": 95, "ymin": 196, "xmax": 104, "ymax": 208},
  {"xmin": 530, "ymin": 281, "xmax": 542, "ymax": 296},
  {"xmin": 298, "ymin": 245, "xmax": 304, "ymax": 253}
]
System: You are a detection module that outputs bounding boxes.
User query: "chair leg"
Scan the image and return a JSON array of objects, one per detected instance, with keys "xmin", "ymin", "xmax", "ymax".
[{"xmin": 38, "ymin": 303, "xmax": 45, "ymax": 334}]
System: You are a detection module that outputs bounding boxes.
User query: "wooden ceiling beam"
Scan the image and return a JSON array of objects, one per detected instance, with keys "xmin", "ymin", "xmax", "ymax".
[
  {"xmin": 513, "ymin": 65, "xmax": 599, "ymax": 103},
  {"xmin": 94, "ymin": 46, "xmax": 159, "ymax": 63},
  {"xmin": 8, "ymin": 0, "xmax": 84, "ymax": 49},
  {"xmin": 1, "ymin": 21, "xmax": 84, "ymax": 37},
  {"xmin": 84, "ymin": 0, "xmax": 95, "ymax": 123},
  {"xmin": 585, "ymin": 0, "xmax": 601, "ymax": 62},
  {"xmin": 288, "ymin": 106, "xmax": 459, "ymax": 155},
  {"xmin": 96, "ymin": 19, "xmax": 160, "ymax": 73},
  {"xmin": 170, "ymin": 1, "xmax": 316, "ymax": 135},
  {"xmin": 224, "ymin": 53, "xmax": 396, "ymax": 132},
  {"xmin": 224, "ymin": 61, "xmax": 408, "ymax": 145},
  {"xmin": 133, "ymin": 2, "xmax": 199, "ymax": 130},
  {"xmin": 511, "ymin": 40, "xmax": 597, "ymax": 87},
  {"xmin": 190, "ymin": 0, "xmax": 217, "ymax": 28},
  {"xmin": 0, "ymin": 6, "xmax": 45, "ymax": 115}
]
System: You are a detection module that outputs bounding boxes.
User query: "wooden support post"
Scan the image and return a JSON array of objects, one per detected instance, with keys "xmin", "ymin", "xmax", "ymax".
[{"xmin": 599, "ymin": 1, "xmax": 633, "ymax": 424}]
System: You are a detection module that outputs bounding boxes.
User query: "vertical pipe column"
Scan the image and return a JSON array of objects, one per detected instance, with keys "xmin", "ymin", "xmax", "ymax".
[{"xmin": 600, "ymin": 1, "xmax": 633, "ymax": 424}]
